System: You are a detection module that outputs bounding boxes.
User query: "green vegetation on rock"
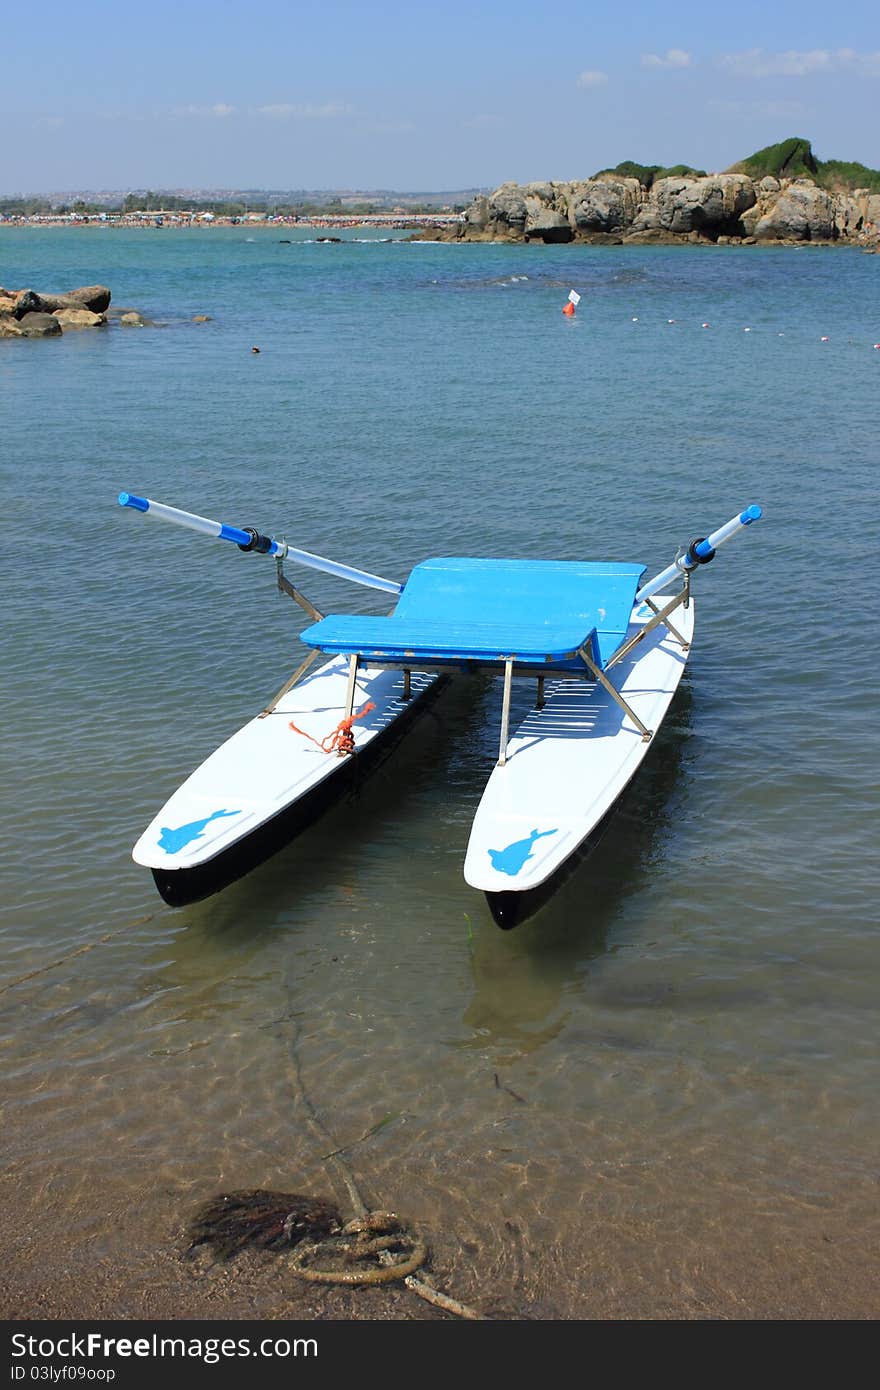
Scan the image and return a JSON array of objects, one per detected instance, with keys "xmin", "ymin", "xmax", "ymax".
[
  {"xmin": 592, "ymin": 139, "xmax": 880, "ymax": 195},
  {"xmin": 654, "ymin": 164, "xmax": 708, "ymax": 181},
  {"xmin": 818, "ymin": 160, "xmax": 880, "ymax": 194},
  {"xmin": 728, "ymin": 138, "xmax": 880, "ymax": 192},
  {"xmin": 592, "ymin": 161, "xmax": 706, "ymax": 189},
  {"xmin": 730, "ymin": 137, "xmax": 818, "ymax": 180}
]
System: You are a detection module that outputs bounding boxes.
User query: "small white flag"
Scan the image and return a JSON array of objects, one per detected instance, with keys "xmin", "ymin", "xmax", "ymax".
[{"xmin": 568, "ymin": 290, "xmax": 581, "ymax": 305}]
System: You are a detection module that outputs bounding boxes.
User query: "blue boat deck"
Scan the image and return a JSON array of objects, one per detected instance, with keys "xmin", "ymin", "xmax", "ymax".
[{"xmin": 300, "ymin": 558, "xmax": 646, "ymax": 671}]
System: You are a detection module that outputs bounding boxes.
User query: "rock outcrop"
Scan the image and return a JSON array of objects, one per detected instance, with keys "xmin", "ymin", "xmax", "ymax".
[
  {"xmin": 61, "ymin": 285, "xmax": 112, "ymax": 313},
  {"xmin": 53, "ymin": 307, "xmax": 106, "ymax": 329},
  {"xmin": 745, "ymin": 180, "xmax": 836, "ymax": 241},
  {"xmin": 0, "ymin": 284, "xmax": 152, "ymax": 339},
  {"xmin": 7, "ymin": 285, "xmax": 112, "ymax": 317},
  {"xmin": 567, "ymin": 178, "xmax": 642, "ymax": 236},
  {"xmin": 427, "ymin": 174, "xmax": 880, "ymax": 247},
  {"xmin": 17, "ymin": 312, "xmax": 63, "ymax": 337},
  {"xmin": 0, "ymin": 284, "xmax": 111, "ymax": 337},
  {"xmin": 630, "ymin": 174, "xmax": 756, "ymax": 238}
]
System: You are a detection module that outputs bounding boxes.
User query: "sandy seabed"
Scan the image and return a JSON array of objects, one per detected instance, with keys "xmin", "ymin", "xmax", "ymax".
[{"xmin": 2, "ymin": 1163, "xmax": 877, "ymax": 1322}]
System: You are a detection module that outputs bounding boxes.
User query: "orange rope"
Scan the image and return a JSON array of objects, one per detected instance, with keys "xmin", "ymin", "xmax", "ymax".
[{"xmin": 289, "ymin": 701, "xmax": 376, "ymax": 757}]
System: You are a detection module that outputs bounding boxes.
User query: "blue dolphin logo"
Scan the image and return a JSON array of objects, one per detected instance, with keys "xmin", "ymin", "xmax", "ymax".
[
  {"xmin": 158, "ymin": 808, "xmax": 241, "ymax": 855},
  {"xmin": 488, "ymin": 827, "xmax": 558, "ymax": 877}
]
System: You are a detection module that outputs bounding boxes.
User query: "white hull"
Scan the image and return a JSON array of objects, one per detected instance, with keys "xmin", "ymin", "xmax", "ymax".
[
  {"xmin": 464, "ymin": 596, "xmax": 694, "ymax": 896},
  {"xmin": 133, "ymin": 657, "xmax": 436, "ymax": 876}
]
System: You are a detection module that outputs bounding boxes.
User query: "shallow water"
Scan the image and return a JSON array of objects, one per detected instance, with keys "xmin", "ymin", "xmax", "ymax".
[{"xmin": 1, "ymin": 228, "xmax": 878, "ymax": 1318}]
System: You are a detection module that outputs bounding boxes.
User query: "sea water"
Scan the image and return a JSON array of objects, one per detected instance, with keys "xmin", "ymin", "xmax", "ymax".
[{"xmin": 0, "ymin": 228, "xmax": 878, "ymax": 1318}]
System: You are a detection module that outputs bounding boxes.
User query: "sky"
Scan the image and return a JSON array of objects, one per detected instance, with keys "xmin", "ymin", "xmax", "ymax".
[{"xmin": 2, "ymin": 0, "xmax": 879, "ymax": 193}]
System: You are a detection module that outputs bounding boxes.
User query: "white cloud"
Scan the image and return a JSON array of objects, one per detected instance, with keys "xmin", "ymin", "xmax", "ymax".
[
  {"xmin": 720, "ymin": 48, "xmax": 880, "ymax": 78},
  {"xmin": 175, "ymin": 103, "xmax": 236, "ymax": 117},
  {"xmin": 642, "ymin": 49, "xmax": 692, "ymax": 70},
  {"xmin": 257, "ymin": 102, "xmax": 352, "ymax": 119},
  {"xmin": 36, "ymin": 116, "xmax": 65, "ymax": 129},
  {"xmin": 576, "ymin": 70, "xmax": 609, "ymax": 88}
]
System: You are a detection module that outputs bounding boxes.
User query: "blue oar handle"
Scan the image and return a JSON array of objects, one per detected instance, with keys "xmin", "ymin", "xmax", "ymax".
[
  {"xmin": 636, "ymin": 504, "xmax": 763, "ymax": 604},
  {"xmin": 118, "ymin": 492, "xmax": 265, "ymax": 549},
  {"xmin": 118, "ymin": 491, "xmax": 404, "ymax": 595},
  {"xmin": 694, "ymin": 504, "xmax": 763, "ymax": 558}
]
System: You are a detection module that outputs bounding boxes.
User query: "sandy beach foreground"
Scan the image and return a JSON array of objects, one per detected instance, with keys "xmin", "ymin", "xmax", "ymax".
[{"xmin": 2, "ymin": 1151, "xmax": 877, "ymax": 1321}]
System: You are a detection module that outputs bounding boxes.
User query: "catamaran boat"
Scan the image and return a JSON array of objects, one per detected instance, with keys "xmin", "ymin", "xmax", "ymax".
[{"xmin": 119, "ymin": 492, "xmax": 761, "ymax": 926}]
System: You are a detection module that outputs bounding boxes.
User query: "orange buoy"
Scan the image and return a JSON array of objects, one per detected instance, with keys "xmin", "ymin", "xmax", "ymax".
[{"xmin": 562, "ymin": 301, "xmax": 575, "ymax": 316}]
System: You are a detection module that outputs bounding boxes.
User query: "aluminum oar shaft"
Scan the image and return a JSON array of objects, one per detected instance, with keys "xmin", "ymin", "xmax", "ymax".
[{"xmin": 118, "ymin": 492, "xmax": 403, "ymax": 595}]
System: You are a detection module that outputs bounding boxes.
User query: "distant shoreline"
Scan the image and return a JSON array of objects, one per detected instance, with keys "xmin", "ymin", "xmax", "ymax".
[{"xmin": 0, "ymin": 213, "xmax": 461, "ymax": 231}]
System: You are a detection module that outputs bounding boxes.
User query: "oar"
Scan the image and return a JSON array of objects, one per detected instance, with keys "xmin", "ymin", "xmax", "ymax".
[
  {"xmin": 118, "ymin": 492, "xmax": 403, "ymax": 596},
  {"xmin": 635, "ymin": 505, "xmax": 762, "ymax": 604}
]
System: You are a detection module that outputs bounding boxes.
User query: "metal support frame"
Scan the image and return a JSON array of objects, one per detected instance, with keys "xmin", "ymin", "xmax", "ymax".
[
  {"xmin": 343, "ymin": 653, "xmax": 360, "ymax": 723},
  {"xmin": 643, "ymin": 596, "xmax": 689, "ymax": 649},
  {"xmin": 296, "ymin": 579, "xmax": 692, "ymax": 749},
  {"xmin": 259, "ymin": 648, "xmax": 323, "ymax": 718},
  {"xmin": 578, "ymin": 644, "xmax": 653, "ymax": 742},
  {"xmin": 498, "ymin": 660, "xmax": 514, "ymax": 766},
  {"xmin": 256, "ymin": 558, "xmax": 326, "ymax": 717},
  {"xmin": 603, "ymin": 581, "xmax": 690, "ymax": 673},
  {"xmin": 276, "ymin": 554, "xmax": 324, "ymax": 623}
]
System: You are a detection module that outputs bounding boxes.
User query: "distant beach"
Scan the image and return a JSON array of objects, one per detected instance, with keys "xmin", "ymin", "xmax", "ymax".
[{"xmin": 0, "ymin": 211, "xmax": 462, "ymax": 231}]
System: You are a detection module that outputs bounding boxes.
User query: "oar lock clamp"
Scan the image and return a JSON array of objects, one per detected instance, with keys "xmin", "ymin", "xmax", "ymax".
[
  {"xmin": 672, "ymin": 537, "xmax": 715, "ymax": 577},
  {"xmin": 686, "ymin": 536, "xmax": 716, "ymax": 565},
  {"xmin": 237, "ymin": 527, "xmax": 274, "ymax": 554}
]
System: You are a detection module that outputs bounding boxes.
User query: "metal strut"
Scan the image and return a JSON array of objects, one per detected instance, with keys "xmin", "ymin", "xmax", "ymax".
[
  {"xmin": 577, "ymin": 644, "xmax": 653, "ymax": 742},
  {"xmin": 343, "ymin": 653, "xmax": 360, "ymax": 723},
  {"xmin": 275, "ymin": 549, "xmax": 324, "ymax": 623},
  {"xmin": 498, "ymin": 660, "xmax": 514, "ymax": 766},
  {"xmin": 259, "ymin": 649, "xmax": 322, "ymax": 718},
  {"xmin": 257, "ymin": 554, "xmax": 326, "ymax": 717},
  {"xmin": 643, "ymin": 596, "xmax": 689, "ymax": 649},
  {"xmin": 603, "ymin": 579, "xmax": 690, "ymax": 672}
]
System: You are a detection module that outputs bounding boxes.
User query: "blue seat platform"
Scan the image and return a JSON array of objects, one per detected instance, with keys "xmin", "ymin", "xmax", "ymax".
[{"xmin": 299, "ymin": 557, "xmax": 646, "ymax": 672}]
